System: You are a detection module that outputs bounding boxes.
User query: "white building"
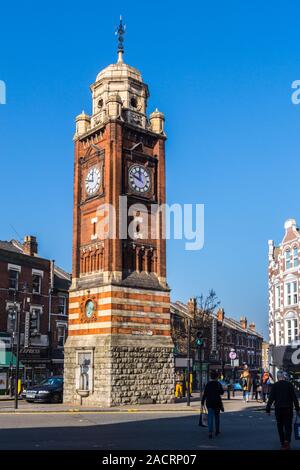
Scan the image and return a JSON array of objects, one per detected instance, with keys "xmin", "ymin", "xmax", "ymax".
[{"xmin": 268, "ymin": 219, "xmax": 300, "ymax": 376}]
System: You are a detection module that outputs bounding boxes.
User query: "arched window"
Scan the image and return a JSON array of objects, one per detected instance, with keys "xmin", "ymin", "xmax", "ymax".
[
  {"xmin": 285, "ymin": 249, "xmax": 291, "ymax": 269},
  {"xmin": 294, "ymin": 246, "xmax": 299, "ymax": 267},
  {"xmin": 284, "ymin": 312, "xmax": 299, "ymax": 345}
]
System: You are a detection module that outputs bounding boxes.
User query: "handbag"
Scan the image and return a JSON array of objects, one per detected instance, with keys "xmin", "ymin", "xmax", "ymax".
[
  {"xmin": 199, "ymin": 407, "xmax": 208, "ymax": 427},
  {"xmin": 294, "ymin": 415, "xmax": 300, "ymax": 440}
]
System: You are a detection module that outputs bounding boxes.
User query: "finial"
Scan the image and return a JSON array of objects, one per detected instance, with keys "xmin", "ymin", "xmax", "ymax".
[{"xmin": 115, "ymin": 15, "xmax": 126, "ymax": 63}]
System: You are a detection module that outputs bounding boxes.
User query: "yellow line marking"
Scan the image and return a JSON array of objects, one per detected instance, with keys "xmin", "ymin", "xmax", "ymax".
[{"xmin": 0, "ymin": 410, "xmax": 199, "ymax": 415}]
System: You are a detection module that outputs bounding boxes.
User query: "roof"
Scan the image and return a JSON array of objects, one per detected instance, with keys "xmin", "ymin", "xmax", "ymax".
[
  {"xmin": 95, "ymin": 61, "xmax": 142, "ymax": 84},
  {"xmin": 0, "ymin": 240, "xmax": 24, "ymax": 254},
  {"xmin": 0, "ymin": 238, "xmax": 71, "ymax": 288},
  {"xmin": 170, "ymin": 300, "xmax": 263, "ymax": 339},
  {"xmin": 53, "ymin": 265, "xmax": 71, "ymax": 291}
]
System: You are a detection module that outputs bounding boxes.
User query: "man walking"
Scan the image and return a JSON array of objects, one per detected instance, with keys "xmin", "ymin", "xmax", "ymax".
[
  {"xmin": 266, "ymin": 370, "xmax": 300, "ymax": 450},
  {"xmin": 201, "ymin": 371, "xmax": 224, "ymax": 439}
]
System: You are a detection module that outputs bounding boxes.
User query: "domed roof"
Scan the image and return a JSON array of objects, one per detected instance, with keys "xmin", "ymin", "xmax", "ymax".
[{"xmin": 95, "ymin": 61, "xmax": 143, "ymax": 83}]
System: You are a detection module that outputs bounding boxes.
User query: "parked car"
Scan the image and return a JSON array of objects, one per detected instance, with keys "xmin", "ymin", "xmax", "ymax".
[{"xmin": 24, "ymin": 376, "xmax": 63, "ymax": 403}]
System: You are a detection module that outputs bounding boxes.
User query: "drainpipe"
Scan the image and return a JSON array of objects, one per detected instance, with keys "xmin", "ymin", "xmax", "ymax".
[{"xmin": 48, "ymin": 261, "xmax": 55, "ymax": 372}]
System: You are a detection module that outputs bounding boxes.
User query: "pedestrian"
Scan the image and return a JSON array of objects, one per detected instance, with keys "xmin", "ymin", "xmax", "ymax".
[
  {"xmin": 262, "ymin": 369, "xmax": 274, "ymax": 402},
  {"xmin": 240, "ymin": 364, "xmax": 252, "ymax": 402},
  {"xmin": 252, "ymin": 373, "xmax": 259, "ymax": 401},
  {"xmin": 266, "ymin": 370, "xmax": 300, "ymax": 450},
  {"xmin": 175, "ymin": 371, "xmax": 183, "ymax": 399},
  {"xmin": 201, "ymin": 370, "xmax": 224, "ymax": 439}
]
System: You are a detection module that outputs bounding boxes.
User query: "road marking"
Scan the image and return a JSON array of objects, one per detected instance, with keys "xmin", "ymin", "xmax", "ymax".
[{"xmin": 0, "ymin": 410, "xmax": 200, "ymax": 415}]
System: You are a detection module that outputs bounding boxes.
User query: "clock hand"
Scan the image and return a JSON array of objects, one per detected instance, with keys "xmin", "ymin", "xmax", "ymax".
[{"xmin": 133, "ymin": 174, "xmax": 143, "ymax": 183}]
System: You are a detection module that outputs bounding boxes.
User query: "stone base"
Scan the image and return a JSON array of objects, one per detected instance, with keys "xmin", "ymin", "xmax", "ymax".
[{"xmin": 63, "ymin": 334, "xmax": 175, "ymax": 407}]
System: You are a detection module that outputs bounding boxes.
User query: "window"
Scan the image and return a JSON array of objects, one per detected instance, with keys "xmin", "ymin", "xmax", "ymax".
[
  {"xmin": 58, "ymin": 296, "xmax": 67, "ymax": 315},
  {"xmin": 29, "ymin": 308, "xmax": 41, "ymax": 336},
  {"xmin": 285, "ymin": 281, "xmax": 298, "ymax": 306},
  {"xmin": 285, "ymin": 250, "xmax": 291, "ymax": 269},
  {"xmin": 294, "ymin": 247, "xmax": 299, "ymax": 267},
  {"xmin": 8, "ymin": 269, "xmax": 19, "ymax": 290},
  {"xmin": 275, "ymin": 285, "xmax": 280, "ymax": 309},
  {"xmin": 285, "ymin": 313, "xmax": 299, "ymax": 344},
  {"xmin": 276, "ymin": 321, "xmax": 281, "ymax": 345},
  {"xmin": 32, "ymin": 274, "xmax": 42, "ymax": 294},
  {"xmin": 57, "ymin": 323, "xmax": 67, "ymax": 347},
  {"xmin": 7, "ymin": 305, "xmax": 18, "ymax": 333}
]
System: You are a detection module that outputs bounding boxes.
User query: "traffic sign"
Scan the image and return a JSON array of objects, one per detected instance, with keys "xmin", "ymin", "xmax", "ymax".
[{"xmin": 229, "ymin": 350, "xmax": 237, "ymax": 360}]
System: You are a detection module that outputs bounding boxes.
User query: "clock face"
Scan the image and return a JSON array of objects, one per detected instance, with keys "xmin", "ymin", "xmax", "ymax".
[
  {"xmin": 85, "ymin": 167, "xmax": 101, "ymax": 196},
  {"xmin": 128, "ymin": 165, "xmax": 151, "ymax": 193},
  {"xmin": 85, "ymin": 300, "xmax": 95, "ymax": 319}
]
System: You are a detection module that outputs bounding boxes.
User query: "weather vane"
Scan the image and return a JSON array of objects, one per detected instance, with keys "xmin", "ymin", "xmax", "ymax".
[{"xmin": 115, "ymin": 15, "xmax": 126, "ymax": 61}]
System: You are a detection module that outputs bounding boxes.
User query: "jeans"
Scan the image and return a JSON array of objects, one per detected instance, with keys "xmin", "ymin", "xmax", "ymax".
[
  {"xmin": 243, "ymin": 391, "xmax": 249, "ymax": 401},
  {"xmin": 275, "ymin": 408, "xmax": 293, "ymax": 445},
  {"xmin": 207, "ymin": 408, "xmax": 220, "ymax": 434}
]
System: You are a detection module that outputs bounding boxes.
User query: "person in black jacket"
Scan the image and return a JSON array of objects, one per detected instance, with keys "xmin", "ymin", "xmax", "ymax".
[
  {"xmin": 201, "ymin": 371, "xmax": 224, "ymax": 439},
  {"xmin": 266, "ymin": 370, "xmax": 300, "ymax": 450}
]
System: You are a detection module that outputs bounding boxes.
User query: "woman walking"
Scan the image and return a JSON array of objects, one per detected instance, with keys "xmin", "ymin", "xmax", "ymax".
[
  {"xmin": 240, "ymin": 364, "xmax": 252, "ymax": 402},
  {"xmin": 201, "ymin": 371, "xmax": 224, "ymax": 439}
]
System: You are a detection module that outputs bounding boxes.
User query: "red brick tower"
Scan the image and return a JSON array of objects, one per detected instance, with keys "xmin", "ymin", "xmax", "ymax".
[{"xmin": 63, "ymin": 22, "xmax": 174, "ymax": 406}]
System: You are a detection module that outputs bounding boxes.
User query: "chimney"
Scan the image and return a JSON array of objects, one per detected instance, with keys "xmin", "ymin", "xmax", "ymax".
[
  {"xmin": 23, "ymin": 235, "xmax": 38, "ymax": 256},
  {"xmin": 217, "ymin": 308, "xmax": 225, "ymax": 322},
  {"xmin": 268, "ymin": 240, "xmax": 274, "ymax": 262},
  {"xmin": 240, "ymin": 316, "xmax": 247, "ymax": 329},
  {"xmin": 284, "ymin": 218, "xmax": 297, "ymax": 230},
  {"xmin": 249, "ymin": 321, "xmax": 256, "ymax": 331},
  {"xmin": 187, "ymin": 297, "xmax": 197, "ymax": 317}
]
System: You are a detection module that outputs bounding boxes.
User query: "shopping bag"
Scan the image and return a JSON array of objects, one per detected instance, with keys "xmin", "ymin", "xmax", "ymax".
[
  {"xmin": 294, "ymin": 415, "xmax": 300, "ymax": 440},
  {"xmin": 198, "ymin": 408, "xmax": 208, "ymax": 427}
]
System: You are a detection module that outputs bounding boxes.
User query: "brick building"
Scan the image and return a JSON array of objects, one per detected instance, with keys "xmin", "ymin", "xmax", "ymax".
[
  {"xmin": 171, "ymin": 300, "xmax": 263, "ymax": 389},
  {"xmin": 0, "ymin": 236, "xmax": 71, "ymax": 392},
  {"xmin": 268, "ymin": 219, "xmax": 300, "ymax": 377}
]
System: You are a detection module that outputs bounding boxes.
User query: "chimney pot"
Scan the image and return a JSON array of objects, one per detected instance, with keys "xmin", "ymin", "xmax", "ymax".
[
  {"xmin": 217, "ymin": 308, "xmax": 225, "ymax": 322},
  {"xmin": 23, "ymin": 235, "xmax": 38, "ymax": 256}
]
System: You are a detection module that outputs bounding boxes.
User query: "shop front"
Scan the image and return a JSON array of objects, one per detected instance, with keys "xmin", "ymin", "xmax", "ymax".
[{"xmin": 19, "ymin": 347, "xmax": 50, "ymax": 387}]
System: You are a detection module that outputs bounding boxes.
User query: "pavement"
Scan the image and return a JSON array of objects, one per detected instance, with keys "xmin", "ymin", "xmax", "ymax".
[
  {"xmin": 1, "ymin": 395, "xmax": 299, "ymax": 450},
  {"xmin": 0, "ymin": 393, "xmax": 256, "ymax": 414}
]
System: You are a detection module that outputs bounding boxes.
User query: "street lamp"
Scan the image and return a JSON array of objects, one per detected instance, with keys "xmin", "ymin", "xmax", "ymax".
[
  {"xmin": 14, "ymin": 282, "xmax": 29, "ymax": 410},
  {"xmin": 186, "ymin": 317, "xmax": 191, "ymax": 407}
]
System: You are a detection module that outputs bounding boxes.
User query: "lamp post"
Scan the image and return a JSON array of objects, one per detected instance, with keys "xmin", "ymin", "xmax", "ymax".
[
  {"xmin": 186, "ymin": 317, "xmax": 191, "ymax": 407},
  {"xmin": 14, "ymin": 282, "xmax": 29, "ymax": 410}
]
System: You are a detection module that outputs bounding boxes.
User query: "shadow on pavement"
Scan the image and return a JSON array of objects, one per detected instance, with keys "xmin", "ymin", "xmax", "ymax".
[{"xmin": 0, "ymin": 406, "xmax": 299, "ymax": 451}]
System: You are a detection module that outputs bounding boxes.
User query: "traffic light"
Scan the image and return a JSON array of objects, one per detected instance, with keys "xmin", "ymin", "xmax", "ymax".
[
  {"xmin": 195, "ymin": 330, "xmax": 203, "ymax": 347},
  {"xmin": 217, "ymin": 321, "xmax": 223, "ymax": 344}
]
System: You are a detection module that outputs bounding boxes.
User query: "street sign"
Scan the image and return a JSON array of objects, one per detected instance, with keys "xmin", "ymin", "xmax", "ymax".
[
  {"xmin": 24, "ymin": 311, "xmax": 30, "ymax": 348},
  {"xmin": 211, "ymin": 318, "xmax": 217, "ymax": 352},
  {"xmin": 231, "ymin": 358, "xmax": 239, "ymax": 367},
  {"xmin": 229, "ymin": 350, "xmax": 237, "ymax": 360}
]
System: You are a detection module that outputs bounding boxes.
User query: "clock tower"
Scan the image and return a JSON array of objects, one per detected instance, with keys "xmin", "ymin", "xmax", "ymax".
[{"xmin": 63, "ymin": 20, "xmax": 174, "ymax": 406}]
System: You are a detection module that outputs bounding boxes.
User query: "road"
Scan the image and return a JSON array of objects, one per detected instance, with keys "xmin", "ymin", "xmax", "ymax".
[{"xmin": 0, "ymin": 399, "xmax": 299, "ymax": 450}]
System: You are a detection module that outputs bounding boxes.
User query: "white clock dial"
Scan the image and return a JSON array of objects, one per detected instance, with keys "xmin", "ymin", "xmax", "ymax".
[
  {"xmin": 128, "ymin": 165, "xmax": 151, "ymax": 194},
  {"xmin": 85, "ymin": 167, "xmax": 101, "ymax": 196}
]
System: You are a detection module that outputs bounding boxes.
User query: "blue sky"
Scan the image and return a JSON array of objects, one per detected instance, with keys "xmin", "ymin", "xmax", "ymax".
[{"xmin": 1, "ymin": 1, "xmax": 300, "ymax": 338}]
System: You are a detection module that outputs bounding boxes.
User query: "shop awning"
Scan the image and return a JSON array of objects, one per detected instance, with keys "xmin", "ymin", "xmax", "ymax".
[
  {"xmin": 270, "ymin": 345, "xmax": 300, "ymax": 370},
  {"xmin": 0, "ymin": 351, "xmax": 24, "ymax": 368}
]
